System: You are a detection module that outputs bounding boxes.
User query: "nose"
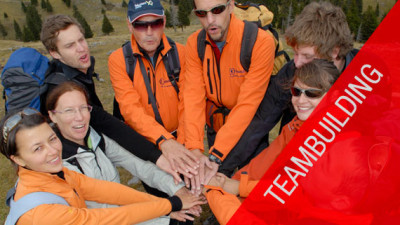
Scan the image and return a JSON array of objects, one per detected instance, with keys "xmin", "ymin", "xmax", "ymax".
[
  {"xmin": 205, "ymin": 12, "xmax": 215, "ymax": 24},
  {"xmin": 47, "ymin": 141, "xmax": 60, "ymax": 155},
  {"xmin": 74, "ymin": 109, "xmax": 84, "ymax": 120},
  {"xmin": 146, "ymin": 25, "xmax": 154, "ymax": 35},
  {"xmin": 76, "ymin": 42, "xmax": 85, "ymax": 52},
  {"xmin": 297, "ymin": 92, "xmax": 308, "ymax": 103},
  {"xmin": 294, "ymin": 55, "xmax": 306, "ymax": 68}
]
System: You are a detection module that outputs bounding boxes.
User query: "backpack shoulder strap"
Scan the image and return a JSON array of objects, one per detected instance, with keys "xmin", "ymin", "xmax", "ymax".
[
  {"xmin": 240, "ymin": 21, "xmax": 259, "ymax": 72},
  {"xmin": 163, "ymin": 37, "xmax": 180, "ymax": 94},
  {"xmin": 5, "ymin": 184, "xmax": 68, "ymax": 225},
  {"xmin": 197, "ymin": 29, "xmax": 207, "ymax": 63},
  {"xmin": 122, "ymin": 41, "xmax": 137, "ymax": 82}
]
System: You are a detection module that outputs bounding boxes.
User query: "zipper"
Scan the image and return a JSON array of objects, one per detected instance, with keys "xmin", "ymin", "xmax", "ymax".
[{"xmin": 207, "ymin": 58, "xmax": 213, "ymax": 94}]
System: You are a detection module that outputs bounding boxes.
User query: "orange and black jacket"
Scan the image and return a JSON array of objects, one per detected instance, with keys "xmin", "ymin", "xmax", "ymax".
[
  {"xmin": 184, "ymin": 14, "xmax": 275, "ymax": 161},
  {"xmin": 109, "ymin": 34, "xmax": 185, "ymax": 145}
]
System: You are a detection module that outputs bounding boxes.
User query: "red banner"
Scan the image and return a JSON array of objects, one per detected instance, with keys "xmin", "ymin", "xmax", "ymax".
[{"xmin": 228, "ymin": 1, "xmax": 400, "ymax": 225}]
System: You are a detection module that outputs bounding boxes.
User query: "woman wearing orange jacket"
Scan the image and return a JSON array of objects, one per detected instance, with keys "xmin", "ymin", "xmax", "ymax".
[{"xmin": 0, "ymin": 109, "xmax": 205, "ymax": 225}]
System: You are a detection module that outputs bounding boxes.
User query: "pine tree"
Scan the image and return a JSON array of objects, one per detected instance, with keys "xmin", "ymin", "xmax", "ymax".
[
  {"xmin": 46, "ymin": 0, "xmax": 53, "ymax": 12},
  {"xmin": 178, "ymin": 0, "xmax": 190, "ymax": 30},
  {"xmin": 22, "ymin": 25, "xmax": 35, "ymax": 42},
  {"xmin": 122, "ymin": 0, "xmax": 128, "ymax": 7},
  {"xmin": 165, "ymin": 9, "xmax": 172, "ymax": 28},
  {"xmin": 14, "ymin": 19, "xmax": 23, "ymax": 40},
  {"xmin": 375, "ymin": 3, "xmax": 380, "ymax": 17},
  {"xmin": 361, "ymin": 5, "xmax": 378, "ymax": 42},
  {"xmin": 73, "ymin": 5, "xmax": 94, "ymax": 38},
  {"xmin": 101, "ymin": 0, "xmax": 106, "ymax": 5},
  {"xmin": 21, "ymin": 1, "xmax": 27, "ymax": 13},
  {"xmin": 0, "ymin": 21, "xmax": 7, "ymax": 37},
  {"xmin": 102, "ymin": 14, "xmax": 114, "ymax": 35},
  {"xmin": 4, "ymin": 12, "xmax": 8, "ymax": 19},
  {"xmin": 101, "ymin": 8, "xmax": 106, "ymax": 14},
  {"xmin": 31, "ymin": 0, "xmax": 38, "ymax": 6},
  {"xmin": 26, "ymin": 5, "xmax": 42, "ymax": 40},
  {"xmin": 62, "ymin": 0, "xmax": 71, "ymax": 7},
  {"xmin": 41, "ymin": 0, "xmax": 46, "ymax": 9}
]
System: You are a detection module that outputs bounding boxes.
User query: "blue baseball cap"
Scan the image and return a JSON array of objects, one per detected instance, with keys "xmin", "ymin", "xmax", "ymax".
[{"xmin": 127, "ymin": 0, "xmax": 165, "ymax": 23}]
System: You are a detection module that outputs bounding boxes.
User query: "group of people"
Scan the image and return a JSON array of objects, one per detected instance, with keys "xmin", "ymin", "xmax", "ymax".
[{"xmin": 2, "ymin": 0, "xmax": 397, "ymax": 224}]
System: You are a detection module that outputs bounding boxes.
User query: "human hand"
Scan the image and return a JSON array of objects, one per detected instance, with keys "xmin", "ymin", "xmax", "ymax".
[
  {"xmin": 179, "ymin": 192, "xmax": 207, "ymax": 210},
  {"xmin": 169, "ymin": 205, "xmax": 202, "ymax": 222},
  {"xmin": 160, "ymin": 139, "xmax": 199, "ymax": 176},
  {"xmin": 207, "ymin": 172, "xmax": 227, "ymax": 187},
  {"xmin": 156, "ymin": 154, "xmax": 182, "ymax": 184}
]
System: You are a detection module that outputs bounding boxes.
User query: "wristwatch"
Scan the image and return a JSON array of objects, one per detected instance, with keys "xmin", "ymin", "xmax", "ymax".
[{"xmin": 208, "ymin": 154, "xmax": 222, "ymax": 165}]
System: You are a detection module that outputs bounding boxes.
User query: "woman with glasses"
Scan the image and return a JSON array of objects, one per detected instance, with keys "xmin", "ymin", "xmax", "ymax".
[
  {"xmin": 0, "ymin": 101, "xmax": 204, "ymax": 225},
  {"xmin": 203, "ymin": 59, "xmax": 340, "ymax": 225},
  {"xmin": 44, "ymin": 81, "xmax": 202, "ymax": 223}
]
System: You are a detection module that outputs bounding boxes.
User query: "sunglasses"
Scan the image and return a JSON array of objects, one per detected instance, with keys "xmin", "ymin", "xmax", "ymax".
[
  {"xmin": 193, "ymin": 0, "xmax": 231, "ymax": 17},
  {"xmin": 291, "ymin": 86, "xmax": 325, "ymax": 98},
  {"xmin": 132, "ymin": 18, "xmax": 164, "ymax": 31},
  {"xmin": 2, "ymin": 108, "xmax": 41, "ymax": 145}
]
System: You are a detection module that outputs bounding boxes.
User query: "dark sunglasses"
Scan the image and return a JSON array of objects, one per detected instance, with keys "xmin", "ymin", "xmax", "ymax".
[
  {"xmin": 132, "ymin": 18, "xmax": 164, "ymax": 31},
  {"xmin": 193, "ymin": 0, "xmax": 231, "ymax": 17},
  {"xmin": 2, "ymin": 108, "xmax": 40, "ymax": 145},
  {"xmin": 291, "ymin": 86, "xmax": 325, "ymax": 98}
]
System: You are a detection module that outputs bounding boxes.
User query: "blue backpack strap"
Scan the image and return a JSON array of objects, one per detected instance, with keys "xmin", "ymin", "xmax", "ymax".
[
  {"xmin": 5, "ymin": 192, "xmax": 69, "ymax": 225},
  {"xmin": 5, "ymin": 182, "xmax": 68, "ymax": 225}
]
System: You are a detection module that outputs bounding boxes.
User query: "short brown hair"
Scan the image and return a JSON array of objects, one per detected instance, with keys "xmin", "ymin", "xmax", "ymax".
[
  {"xmin": 46, "ymin": 81, "xmax": 89, "ymax": 112},
  {"xmin": 285, "ymin": 1, "xmax": 353, "ymax": 60},
  {"xmin": 293, "ymin": 59, "xmax": 340, "ymax": 92},
  {"xmin": 40, "ymin": 14, "xmax": 84, "ymax": 52}
]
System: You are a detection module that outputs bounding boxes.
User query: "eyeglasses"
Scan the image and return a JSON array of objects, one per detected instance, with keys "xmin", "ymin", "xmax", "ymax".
[
  {"xmin": 291, "ymin": 86, "xmax": 325, "ymax": 98},
  {"xmin": 132, "ymin": 19, "xmax": 164, "ymax": 31},
  {"xmin": 3, "ymin": 108, "xmax": 40, "ymax": 145},
  {"xmin": 193, "ymin": 0, "xmax": 231, "ymax": 17},
  {"xmin": 51, "ymin": 105, "xmax": 93, "ymax": 117}
]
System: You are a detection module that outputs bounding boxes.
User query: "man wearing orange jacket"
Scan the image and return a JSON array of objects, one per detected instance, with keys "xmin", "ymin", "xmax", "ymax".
[
  {"xmin": 184, "ymin": 0, "xmax": 275, "ymax": 185},
  {"xmin": 109, "ymin": 0, "xmax": 198, "ymax": 179}
]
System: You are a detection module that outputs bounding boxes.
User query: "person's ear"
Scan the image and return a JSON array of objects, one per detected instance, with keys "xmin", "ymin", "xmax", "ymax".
[
  {"xmin": 10, "ymin": 155, "xmax": 26, "ymax": 167},
  {"xmin": 48, "ymin": 111, "xmax": 58, "ymax": 124},
  {"xmin": 49, "ymin": 50, "xmax": 61, "ymax": 60},
  {"xmin": 331, "ymin": 46, "xmax": 340, "ymax": 60},
  {"xmin": 127, "ymin": 18, "xmax": 134, "ymax": 33}
]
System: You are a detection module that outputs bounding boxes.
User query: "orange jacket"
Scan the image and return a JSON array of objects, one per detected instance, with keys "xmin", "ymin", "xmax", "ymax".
[
  {"xmin": 233, "ymin": 116, "xmax": 303, "ymax": 181},
  {"xmin": 184, "ymin": 14, "xmax": 275, "ymax": 160},
  {"xmin": 15, "ymin": 166, "xmax": 173, "ymax": 225},
  {"xmin": 109, "ymin": 34, "xmax": 185, "ymax": 144}
]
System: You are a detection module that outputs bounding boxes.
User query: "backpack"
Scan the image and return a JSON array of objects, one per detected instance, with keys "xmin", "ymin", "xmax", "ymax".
[
  {"xmin": 5, "ymin": 182, "xmax": 69, "ymax": 225},
  {"xmin": 1, "ymin": 48, "xmax": 50, "ymax": 113},
  {"xmin": 197, "ymin": 2, "xmax": 290, "ymax": 75},
  {"xmin": 112, "ymin": 38, "xmax": 181, "ymax": 126}
]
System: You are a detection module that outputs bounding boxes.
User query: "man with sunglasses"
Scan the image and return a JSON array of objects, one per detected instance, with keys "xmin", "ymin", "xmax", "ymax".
[{"xmin": 184, "ymin": 0, "xmax": 275, "ymax": 187}]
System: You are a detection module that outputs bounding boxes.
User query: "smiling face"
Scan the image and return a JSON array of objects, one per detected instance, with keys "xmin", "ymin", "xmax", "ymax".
[
  {"xmin": 49, "ymin": 90, "xmax": 90, "ymax": 146},
  {"xmin": 128, "ymin": 15, "xmax": 165, "ymax": 57},
  {"xmin": 11, "ymin": 123, "xmax": 63, "ymax": 173},
  {"xmin": 291, "ymin": 79, "xmax": 326, "ymax": 121},
  {"xmin": 194, "ymin": 0, "xmax": 233, "ymax": 42},
  {"xmin": 49, "ymin": 24, "xmax": 91, "ymax": 73}
]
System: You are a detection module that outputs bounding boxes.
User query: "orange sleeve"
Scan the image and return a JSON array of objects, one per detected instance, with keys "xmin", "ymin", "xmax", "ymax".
[
  {"xmin": 108, "ymin": 47, "xmax": 173, "ymax": 144},
  {"xmin": 175, "ymin": 43, "xmax": 186, "ymax": 144},
  {"xmin": 183, "ymin": 31, "xmax": 207, "ymax": 151},
  {"xmin": 20, "ymin": 171, "xmax": 172, "ymax": 225},
  {"xmin": 212, "ymin": 31, "xmax": 275, "ymax": 161},
  {"xmin": 204, "ymin": 186, "xmax": 241, "ymax": 225}
]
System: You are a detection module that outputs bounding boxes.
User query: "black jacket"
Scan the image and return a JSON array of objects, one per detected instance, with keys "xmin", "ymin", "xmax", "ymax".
[{"xmin": 42, "ymin": 57, "xmax": 162, "ymax": 163}]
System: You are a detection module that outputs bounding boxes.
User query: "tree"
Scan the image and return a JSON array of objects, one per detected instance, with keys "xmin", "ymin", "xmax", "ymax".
[
  {"xmin": 41, "ymin": 0, "xmax": 46, "ymax": 9},
  {"xmin": 0, "ymin": 21, "xmax": 7, "ymax": 37},
  {"xmin": 122, "ymin": 0, "xmax": 128, "ymax": 7},
  {"xmin": 46, "ymin": 0, "xmax": 53, "ymax": 12},
  {"xmin": 101, "ymin": 0, "xmax": 106, "ymax": 5},
  {"xmin": 25, "ymin": 5, "xmax": 42, "ymax": 40},
  {"xmin": 169, "ymin": 0, "xmax": 178, "ymax": 32},
  {"xmin": 62, "ymin": 0, "xmax": 71, "ymax": 7},
  {"xmin": 31, "ymin": 0, "xmax": 38, "ymax": 6},
  {"xmin": 375, "ymin": 3, "xmax": 380, "ymax": 17},
  {"xmin": 14, "ymin": 20, "xmax": 23, "ymax": 40},
  {"xmin": 73, "ymin": 5, "xmax": 94, "ymax": 38},
  {"xmin": 21, "ymin": 1, "xmax": 27, "ymax": 13},
  {"xmin": 4, "ymin": 12, "xmax": 8, "ymax": 18},
  {"xmin": 102, "ymin": 14, "xmax": 114, "ymax": 35},
  {"xmin": 22, "ymin": 25, "xmax": 35, "ymax": 42},
  {"xmin": 178, "ymin": 0, "xmax": 190, "ymax": 30},
  {"xmin": 360, "ymin": 5, "xmax": 378, "ymax": 42},
  {"xmin": 165, "ymin": 9, "xmax": 172, "ymax": 27}
]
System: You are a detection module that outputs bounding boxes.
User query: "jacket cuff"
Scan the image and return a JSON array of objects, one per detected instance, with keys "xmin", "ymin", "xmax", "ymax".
[
  {"xmin": 167, "ymin": 196, "xmax": 182, "ymax": 212},
  {"xmin": 185, "ymin": 140, "xmax": 204, "ymax": 151},
  {"xmin": 210, "ymin": 147, "xmax": 224, "ymax": 161}
]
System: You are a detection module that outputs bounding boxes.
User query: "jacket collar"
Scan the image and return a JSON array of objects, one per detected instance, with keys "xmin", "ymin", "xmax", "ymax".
[
  {"xmin": 130, "ymin": 33, "xmax": 172, "ymax": 62},
  {"xmin": 57, "ymin": 127, "xmax": 103, "ymax": 159},
  {"xmin": 56, "ymin": 56, "xmax": 96, "ymax": 80}
]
